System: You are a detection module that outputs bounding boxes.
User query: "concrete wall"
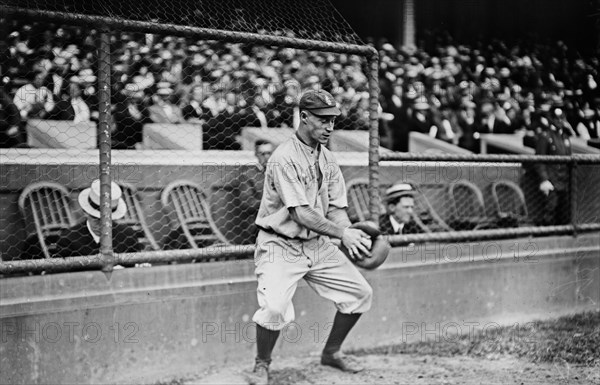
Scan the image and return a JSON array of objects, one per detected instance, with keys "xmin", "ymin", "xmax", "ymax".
[{"xmin": 0, "ymin": 233, "xmax": 598, "ymax": 384}]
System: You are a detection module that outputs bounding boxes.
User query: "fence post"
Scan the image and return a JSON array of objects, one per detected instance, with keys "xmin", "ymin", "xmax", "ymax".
[
  {"xmin": 570, "ymin": 158, "xmax": 578, "ymax": 236},
  {"xmin": 366, "ymin": 50, "xmax": 381, "ymax": 226},
  {"xmin": 97, "ymin": 26, "xmax": 114, "ymax": 271}
]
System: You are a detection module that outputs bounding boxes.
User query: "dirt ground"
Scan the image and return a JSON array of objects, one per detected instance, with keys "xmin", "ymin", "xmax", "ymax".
[
  {"xmin": 175, "ymin": 351, "xmax": 599, "ymax": 385},
  {"xmin": 150, "ymin": 311, "xmax": 599, "ymax": 385}
]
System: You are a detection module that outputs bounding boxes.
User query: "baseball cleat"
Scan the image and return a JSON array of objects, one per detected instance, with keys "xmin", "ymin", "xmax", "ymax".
[
  {"xmin": 246, "ymin": 360, "xmax": 269, "ymax": 385},
  {"xmin": 321, "ymin": 352, "xmax": 364, "ymax": 373}
]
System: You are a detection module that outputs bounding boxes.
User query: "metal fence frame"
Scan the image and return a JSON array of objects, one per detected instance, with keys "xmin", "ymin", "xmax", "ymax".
[
  {"xmin": 380, "ymin": 152, "xmax": 600, "ymax": 246},
  {"xmin": 2, "ymin": 6, "xmax": 600, "ymax": 276},
  {"xmin": 0, "ymin": 5, "xmax": 382, "ymax": 275}
]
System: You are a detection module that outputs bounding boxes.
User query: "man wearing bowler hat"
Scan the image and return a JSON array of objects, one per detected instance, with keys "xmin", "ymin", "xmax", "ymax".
[
  {"xmin": 54, "ymin": 179, "xmax": 142, "ymax": 258},
  {"xmin": 379, "ymin": 182, "xmax": 422, "ymax": 235}
]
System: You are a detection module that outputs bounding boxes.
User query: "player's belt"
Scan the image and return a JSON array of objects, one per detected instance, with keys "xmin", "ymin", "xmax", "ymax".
[{"xmin": 257, "ymin": 226, "xmax": 304, "ymax": 241}]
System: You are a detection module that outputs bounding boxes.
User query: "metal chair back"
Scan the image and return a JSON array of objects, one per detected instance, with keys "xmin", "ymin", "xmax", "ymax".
[
  {"xmin": 490, "ymin": 180, "xmax": 530, "ymax": 226},
  {"xmin": 117, "ymin": 183, "xmax": 160, "ymax": 251},
  {"xmin": 18, "ymin": 181, "xmax": 76, "ymax": 259},
  {"xmin": 161, "ymin": 180, "xmax": 229, "ymax": 249},
  {"xmin": 448, "ymin": 180, "xmax": 492, "ymax": 230},
  {"xmin": 346, "ymin": 178, "xmax": 372, "ymax": 223}
]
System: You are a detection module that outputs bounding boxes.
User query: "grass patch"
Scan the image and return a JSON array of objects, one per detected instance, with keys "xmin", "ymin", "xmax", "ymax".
[{"xmin": 351, "ymin": 310, "xmax": 600, "ymax": 365}]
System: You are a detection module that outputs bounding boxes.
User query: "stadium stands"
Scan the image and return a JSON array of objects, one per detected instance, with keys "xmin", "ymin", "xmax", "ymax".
[
  {"xmin": 1, "ymin": 17, "xmax": 599, "ymax": 262},
  {"xmin": 1, "ymin": 17, "xmax": 599, "ymax": 153}
]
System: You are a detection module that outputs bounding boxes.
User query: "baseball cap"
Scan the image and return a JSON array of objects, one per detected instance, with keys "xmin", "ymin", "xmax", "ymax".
[{"xmin": 299, "ymin": 89, "xmax": 341, "ymax": 116}]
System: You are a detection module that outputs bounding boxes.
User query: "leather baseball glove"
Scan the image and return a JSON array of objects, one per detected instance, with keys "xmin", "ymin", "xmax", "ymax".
[{"xmin": 340, "ymin": 221, "xmax": 391, "ymax": 270}]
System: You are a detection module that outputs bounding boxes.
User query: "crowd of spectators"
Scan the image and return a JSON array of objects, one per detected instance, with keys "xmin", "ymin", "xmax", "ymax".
[{"xmin": 1, "ymin": 19, "xmax": 599, "ymax": 151}]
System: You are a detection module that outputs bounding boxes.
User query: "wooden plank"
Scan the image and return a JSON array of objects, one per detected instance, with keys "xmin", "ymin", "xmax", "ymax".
[
  {"xmin": 570, "ymin": 137, "xmax": 600, "ymax": 154},
  {"xmin": 142, "ymin": 123, "xmax": 203, "ymax": 150},
  {"xmin": 409, "ymin": 131, "xmax": 473, "ymax": 154},
  {"xmin": 479, "ymin": 133, "xmax": 534, "ymax": 155},
  {"xmin": 26, "ymin": 119, "xmax": 97, "ymax": 149},
  {"xmin": 239, "ymin": 127, "xmax": 295, "ymax": 150},
  {"xmin": 480, "ymin": 133, "xmax": 600, "ymax": 154}
]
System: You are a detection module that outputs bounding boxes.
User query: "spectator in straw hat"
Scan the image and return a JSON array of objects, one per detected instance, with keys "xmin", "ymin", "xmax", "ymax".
[
  {"xmin": 407, "ymin": 95, "xmax": 438, "ymax": 138},
  {"xmin": 54, "ymin": 179, "xmax": 142, "ymax": 258},
  {"xmin": 112, "ymin": 83, "xmax": 151, "ymax": 149},
  {"xmin": 182, "ymin": 84, "xmax": 211, "ymax": 123},
  {"xmin": 379, "ymin": 182, "xmax": 422, "ymax": 235},
  {"xmin": 13, "ymin": 69, "xmax": 55, "ymax": 120},
  {"xmin": 148, "ymin": 83, "xmax": 184, "ymax": 124},
  {"xmin": 47, "ymin": 82, "xmax": 91, "ymax": 123},
  {"xmin": 73, "ymin": 68, "xmax": 100, "ymax": 121},
  {"xmin": 457, "ymin": 98, "xmax": 480, "ymax": 152},
  {"xmin": 0, "ymin": 87, "xmax": 24, "ymax": 148}
]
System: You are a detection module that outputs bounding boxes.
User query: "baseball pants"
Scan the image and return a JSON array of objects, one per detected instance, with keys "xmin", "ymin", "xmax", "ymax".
[{"xmin": 252, "ymin": 230, "xmax": 373, "ymax": 331}]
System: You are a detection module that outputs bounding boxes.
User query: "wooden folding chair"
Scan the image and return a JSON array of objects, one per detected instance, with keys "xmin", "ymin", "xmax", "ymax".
[
  {"xmin": 346, "ymin": 178, "xmax": 372, "ymax": 223},
  {"xmin": 489, "ymin": 179, "xmax": 531, "ymax": 227},
  {"xmin": 448, "ymin": 180, "xmax": 496, "ymax": 230},
  {"xmin": 161, "ymin": 179, "xmax": 230, "ymax": 249},
  {"xmin": 410, "ymin": 184, "xmax": 453, "ymax": 233},
  {"xmin": 117, "ymin": 183, "xmax": 160, "ymax": 251},
  {"xmin": 18, "ymin": 181, "xmax": 77, "ymax": 259}
]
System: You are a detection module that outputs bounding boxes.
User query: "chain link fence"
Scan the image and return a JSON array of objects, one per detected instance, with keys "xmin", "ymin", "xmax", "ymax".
[
  {"xmin": 1, "ymin": 1, "xmax": 599, "ymax": 275},
  {"xmin": 0, "ymin": 0, "xmax": 381, "ymax": 274},
  {"xmin": 378, "ymin": 153, "xmax": 600, "ymax": 246}
]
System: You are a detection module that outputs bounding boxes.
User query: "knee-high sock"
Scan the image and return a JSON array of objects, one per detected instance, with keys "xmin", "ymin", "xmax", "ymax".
[
  {"xmin": 323, "ymin": 311, "xmax": 362, "ymax": 355},
  {"xmin": 256, "ymin": 324, "xmax": 280, "ymax": 363}
]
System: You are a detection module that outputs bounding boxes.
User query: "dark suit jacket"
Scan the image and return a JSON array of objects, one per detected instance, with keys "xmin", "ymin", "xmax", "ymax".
[
  {"xmin": 182, "ymin": 102, "xmax": 210, "ymax": 121},
  {"xmin": 215, "ymin": 164, "xmax": 265, "ymax": 245},
  {"xmin": 533, "ymin": 128, "xmax": 571, "ymax": 191},
  {"xmin": 477, "ymin": 116, "xmax": 513, "ymax": 135},
  {"xmin": 112, "ymin": 102, "xmax": 151, "ymax": 149},
  {"xmin": 203, "ymin": 110, "xmax": 242, "ymax": 150},
  {"xmin": 53, "ymin": 221, "xmax": 142, "ymax": 258},
  {"xmin": 379, "ymin": 214, "xmax": 423, "ymax": 235}
]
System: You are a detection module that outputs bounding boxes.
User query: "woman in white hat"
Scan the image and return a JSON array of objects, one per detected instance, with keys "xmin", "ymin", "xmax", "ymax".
[{"xmin": 53, "ymin": 180, "xmax": 142, "ymax": 258}]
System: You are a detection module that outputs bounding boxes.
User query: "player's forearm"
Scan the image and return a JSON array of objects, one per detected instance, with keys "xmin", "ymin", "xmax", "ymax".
[
  {"xmin": 326, "ymin": 207, "xmax": 351, "ymax": 229},
  {"xmin": 290, "ymin": 206, "xmax": 346, "ymax": 239}
]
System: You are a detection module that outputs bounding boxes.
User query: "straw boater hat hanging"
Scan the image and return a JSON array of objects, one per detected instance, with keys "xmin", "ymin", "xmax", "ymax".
[{"xmin": 78, "ymin": 179, "xmax": 127, "ymax": 220}]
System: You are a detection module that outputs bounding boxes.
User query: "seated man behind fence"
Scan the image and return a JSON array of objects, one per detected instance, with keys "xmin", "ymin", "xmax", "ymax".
[
  {"xmin": 379, "ymin": 182, "xmax": 423, "ymax": 235},
  {"xmin": 54, "ymin": 180, "xmax": 142, "ymax": 258}
]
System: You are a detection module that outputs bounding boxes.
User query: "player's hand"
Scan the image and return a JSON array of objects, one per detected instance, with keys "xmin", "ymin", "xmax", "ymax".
[
  {"xmin": 341, "ymin": 227, "xmax": 372, "ymax": 261},
  {"xmin": 539, "ymin": 180, "xmax": 554, "ymax": 196}
]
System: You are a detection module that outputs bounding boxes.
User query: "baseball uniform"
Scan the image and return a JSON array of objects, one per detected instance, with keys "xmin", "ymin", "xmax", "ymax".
[{"xmin": 253, "ymin": 135, "xmax": 373, "ymax": 331}]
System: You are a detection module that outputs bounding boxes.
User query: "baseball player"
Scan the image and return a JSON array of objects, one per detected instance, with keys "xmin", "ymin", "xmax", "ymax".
[{"xmin": 247, "ymin": 89, "xmax": 373, "ymax": 385}]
